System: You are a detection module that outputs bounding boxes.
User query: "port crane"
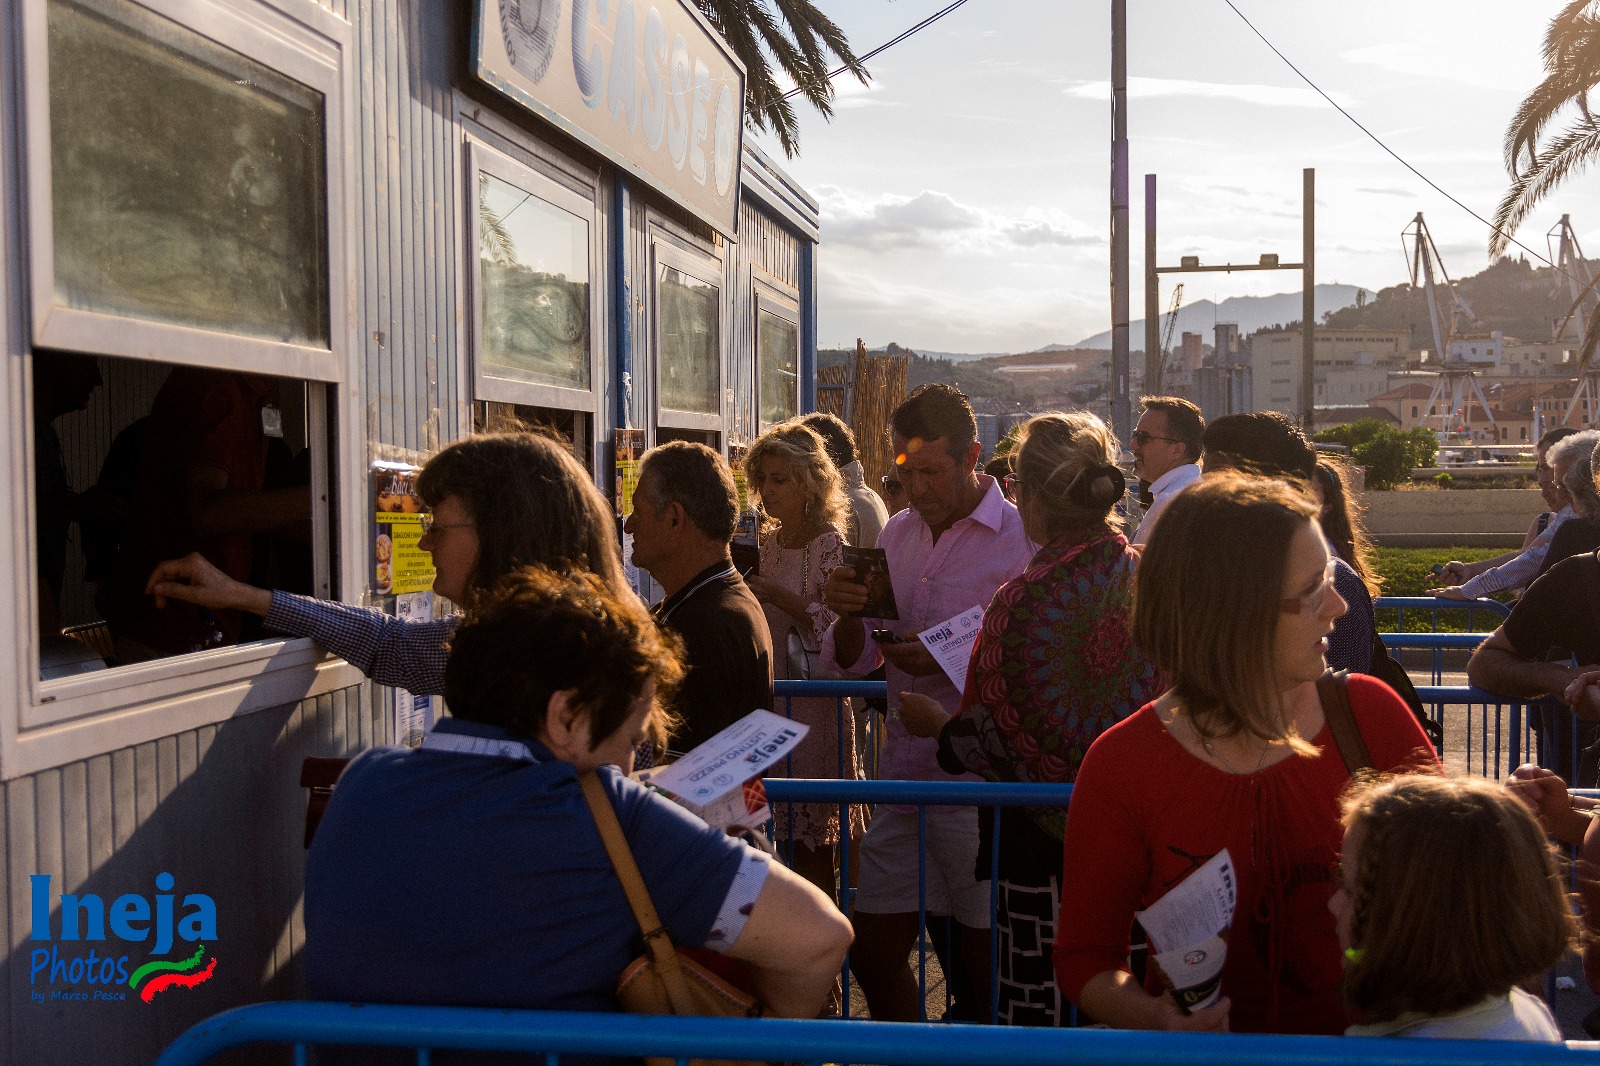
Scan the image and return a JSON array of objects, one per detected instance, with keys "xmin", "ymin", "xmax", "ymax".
[
  {"xmin": 1151, "ymin": 283, "xmax": 1183, "ymax": 393},
  {"xmin": 1549, "ymin": 215, "xmax": 1600, "ymax": 428},
  {"xmin": 1405, "ymin": 213, "xmax": 1497, "ymax": 439}
]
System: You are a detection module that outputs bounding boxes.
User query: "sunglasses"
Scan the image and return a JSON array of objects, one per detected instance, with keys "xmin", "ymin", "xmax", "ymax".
[
  {"xmin": 1130, "ymin": 430, "xmax": 1184, "ymax": 447},
  {"xmin": 881, "ymin": 475, "xmax": 904, "ymax": 494}
]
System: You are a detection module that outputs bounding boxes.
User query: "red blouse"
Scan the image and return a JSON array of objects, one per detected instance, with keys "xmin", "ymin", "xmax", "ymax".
[{"xmin": 1054, "ymin": 674, "xmax": 1438, "ymax": 1034}]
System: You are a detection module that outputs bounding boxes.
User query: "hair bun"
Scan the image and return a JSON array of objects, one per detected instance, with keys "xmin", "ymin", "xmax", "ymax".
[{"xmin": 1069, "ymin": 463, "xmax": 1126, "ymax": 510}]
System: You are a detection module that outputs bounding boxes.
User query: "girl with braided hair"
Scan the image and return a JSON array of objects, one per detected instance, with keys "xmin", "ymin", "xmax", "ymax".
[{"xmin": 1333, "ymin": 773, "xmax": 1575, "ymax": 1041}]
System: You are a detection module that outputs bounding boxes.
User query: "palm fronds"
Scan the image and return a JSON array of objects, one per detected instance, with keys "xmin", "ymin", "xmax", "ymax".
[
  {"xmin": 696, "ymin": 0, "xmax": 870, "ymax": 157},
  {"xmin": 1492, "ymin": 1, "xmax": 1600, "ymax": 257}
]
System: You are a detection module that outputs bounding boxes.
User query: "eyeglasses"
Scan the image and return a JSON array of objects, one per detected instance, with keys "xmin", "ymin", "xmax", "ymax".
[
  {"xmin": 419, "ymin": 513, "xmax": 474, "ymax": 535},
  {"xmin": 880, "ymin": 476, "xmax": 904, "ymax": 494},
  {"xmin": 1280, "ymin": 559, "xmax": 1340, "ymax": 614},
  {"xmin": 1003, "ymin": 473, "xmax": 1022, "ymax": 495},
  {"xmin": 1130, "ymin": 430, "xmax": 1184, "ymax": 447}
]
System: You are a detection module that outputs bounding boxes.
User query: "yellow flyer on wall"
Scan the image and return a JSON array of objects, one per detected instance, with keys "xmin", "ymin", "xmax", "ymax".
[
  {"xmin": 372, "ymin": 461, "xmax": 433, "ymax": 595},
  {"xmin": 614, "ymin": 428, "xmax": 646, "ymax": 517}
]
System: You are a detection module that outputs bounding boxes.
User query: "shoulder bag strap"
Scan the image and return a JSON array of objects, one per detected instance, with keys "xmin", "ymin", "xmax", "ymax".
[
  {"xmin": 1317, "ymin": 669, "xmax": 1373, "ymax": 776},
  {"xmin": 578, "ymin": 771, "xmax": 696, "ymax": 1014}
]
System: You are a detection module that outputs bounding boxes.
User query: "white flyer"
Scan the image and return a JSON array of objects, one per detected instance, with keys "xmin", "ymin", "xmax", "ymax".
[
  {"xmin": 1134, "ymin": 848, "xmax": 1237, "ymax": 954},
  {"xmin": 918, "ymin": 605, "xmax": 986, "ymax": 694},
  {"xmin": 644, "ymin": 709, "xmax": 809, "ymax": 806}
]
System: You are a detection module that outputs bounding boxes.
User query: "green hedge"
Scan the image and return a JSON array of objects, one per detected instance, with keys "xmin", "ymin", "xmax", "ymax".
[{"xmin": 1371, "ymin": 546, "xmax": 1512, "ymax": 632}]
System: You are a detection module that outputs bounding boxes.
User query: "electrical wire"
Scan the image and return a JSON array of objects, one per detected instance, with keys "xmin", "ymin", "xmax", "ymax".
[
  {"xmin": 779, "ymin": 0, "xmax": 976, "ymax": 102},
  {"xmin": 1221, "ymin": 0, "xmax": 1556, "ymax": 269}
]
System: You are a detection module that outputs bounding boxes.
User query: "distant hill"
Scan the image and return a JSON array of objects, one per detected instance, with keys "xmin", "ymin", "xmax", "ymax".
[
  {"xmin": 1069, "ymin": 285, "xmax": 1369, "ymax": 350},
  {"xmin": 1321, "ymin": 256, "xmax": 1574, "ymax": 344}
]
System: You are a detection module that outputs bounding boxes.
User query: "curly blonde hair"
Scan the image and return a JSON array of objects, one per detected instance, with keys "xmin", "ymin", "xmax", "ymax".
[{"xmin": 743, "ymin": 420, "xmax": 849, "ymax": 538}]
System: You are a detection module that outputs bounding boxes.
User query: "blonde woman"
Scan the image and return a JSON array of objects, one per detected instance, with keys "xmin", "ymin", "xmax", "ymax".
[{"xmin": 744, "ymin": 421, "xmax": 865, "ymax": 899}]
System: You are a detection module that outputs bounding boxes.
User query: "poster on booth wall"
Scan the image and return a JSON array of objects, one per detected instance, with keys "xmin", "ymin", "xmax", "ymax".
[
  {"xmin": 372, "ymin": 461, "xmax": 434, "ymax": 595},
  {"xmin": 614, "ymin": 428, "xmax": 646, "ymax": 518},
  {"xmin": 392, "ymin": 687, "xmax": 436, "ymax": 749}
]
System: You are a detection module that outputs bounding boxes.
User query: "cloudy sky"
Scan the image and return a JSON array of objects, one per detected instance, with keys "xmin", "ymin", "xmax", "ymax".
[{"xmin": 746, "ymin": 0, "xmax": 1600, "ymax": 354}]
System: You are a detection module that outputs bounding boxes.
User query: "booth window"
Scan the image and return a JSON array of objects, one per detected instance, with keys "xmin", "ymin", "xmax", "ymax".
[
  {"xmin": 11, "ymin": 0, "xmax": 354, "ymax": 767},
  {"xmin": 469, "ymin": 141, "xmax": 598, "ymax": 417},
  {"xmin": 46, "ymin": 0, "xmax": 328, "ymax": 347},
  {"xmin": 653, "ymin": 242, "xmax": 724, "ymax": 431},
  {"xmin": 755, "ymin": 292, "xmax": 800, "ymax": 428}
]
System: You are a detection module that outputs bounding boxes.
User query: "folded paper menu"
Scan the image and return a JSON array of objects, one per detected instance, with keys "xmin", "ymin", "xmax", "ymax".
[
  {"xmin": 1134, "ymin": 849, "xmax": 1237, "ymax": 1013},
  {"xmin": 636, "ymin": 709, "xmax": 809, "ymax": 830}
]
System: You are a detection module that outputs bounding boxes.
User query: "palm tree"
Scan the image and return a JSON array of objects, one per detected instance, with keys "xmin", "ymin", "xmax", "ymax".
[
  {"xmin": 1490, "ymin": 0, "xmax": 1600, "ymax": 258},
  {"xmin": 695, "ymin": 0, "xmax": 870, "ymax": 158}
]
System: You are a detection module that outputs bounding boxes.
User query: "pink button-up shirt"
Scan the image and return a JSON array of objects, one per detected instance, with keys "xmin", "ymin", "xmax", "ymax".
[{"xmin": 823, "ymin": 475, "xmax": 1034, "ymax": 787}]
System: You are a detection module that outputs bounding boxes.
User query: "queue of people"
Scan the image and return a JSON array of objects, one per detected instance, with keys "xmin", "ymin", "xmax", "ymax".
[{"xmin": 134, "ymin": 390, "xmax": 1600, "ymax": 1047}]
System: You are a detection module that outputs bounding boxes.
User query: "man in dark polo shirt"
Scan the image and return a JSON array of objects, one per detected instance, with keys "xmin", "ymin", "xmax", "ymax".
[{"xmin": 625, "ymin": 441, "xmax": 773, "ymax": 752}]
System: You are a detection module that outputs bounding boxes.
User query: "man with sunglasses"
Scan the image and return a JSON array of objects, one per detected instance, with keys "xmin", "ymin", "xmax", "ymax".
[{"xmin": 1129, "ymin": 396, "xmax": 1204, "ymax": 546}]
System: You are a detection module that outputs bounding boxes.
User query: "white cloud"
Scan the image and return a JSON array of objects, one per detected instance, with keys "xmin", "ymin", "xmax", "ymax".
[
  {"xmin": 1341, "ymin": 42, "xmax": 1534, "ymax": 93},
  {"xmin": 1062, "ymin": 76, "xmax": 1354, "ymax": 109},
  {"xmin": 817, "ymin": 186, "xmax": 1096, "ymax": 252}
]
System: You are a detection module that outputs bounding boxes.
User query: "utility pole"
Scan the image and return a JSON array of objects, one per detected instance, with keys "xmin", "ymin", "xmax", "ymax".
[
  {"xmin": 1145, "ymin": 174, "xmax": 1160, "ymax": 396},
  {"xmin": 1110, "ymin": 0, "xmax": 1131, "ymax": 442},
  {"xmin": 1302, "ymin": 168, "xmax": 1315, "ymax": 431}
]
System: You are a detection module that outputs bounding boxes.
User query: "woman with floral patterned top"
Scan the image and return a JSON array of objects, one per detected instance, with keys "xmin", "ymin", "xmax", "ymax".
[
  {"xmin": 900, "ymin": 411, "xmax": 1163, "ymax": 1026},
  {"xmin": 744, "ymin": 421, "xmax": 866, "ymax": 902}
]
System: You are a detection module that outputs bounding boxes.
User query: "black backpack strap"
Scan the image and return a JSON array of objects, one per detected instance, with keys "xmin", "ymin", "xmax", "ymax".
[{"xmin": 1317, "ymin": 669, "xmax": 1373, "ymax": 776}]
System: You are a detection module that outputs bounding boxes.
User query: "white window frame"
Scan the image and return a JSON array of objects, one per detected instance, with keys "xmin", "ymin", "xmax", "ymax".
[
  {"xmin": 752, "ymin": 279, "xmax": 800, "ymax": 432},
  {"xmin": 466, "ymin": 138, "xmax": 601, "ymax": 415},
  {"xmin": 2, "ymin": 0, "xmax": 364, "ymax": 780},
  {"xmin": 651, "ymin": 238, "xmax": 726, "ymax": 433}
]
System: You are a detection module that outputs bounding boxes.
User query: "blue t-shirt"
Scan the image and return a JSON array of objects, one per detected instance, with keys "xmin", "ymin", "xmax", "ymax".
[{"xmin": 304, "ymin": 720, "xmax": 750, "ymax": 1012}]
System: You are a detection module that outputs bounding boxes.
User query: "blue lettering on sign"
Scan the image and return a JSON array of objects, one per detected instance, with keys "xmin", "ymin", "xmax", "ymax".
[{"xmin": 30, "ymin": 872, "xmax": 216, "ymax": 955}]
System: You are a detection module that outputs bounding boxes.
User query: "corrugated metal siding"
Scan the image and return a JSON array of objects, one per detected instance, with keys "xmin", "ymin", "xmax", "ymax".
[{"xmin": 3, "ymin": 685, "xmax": 383, "ymax": 1065}]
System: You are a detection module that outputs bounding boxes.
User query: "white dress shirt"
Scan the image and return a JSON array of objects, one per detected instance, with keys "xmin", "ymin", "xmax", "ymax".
[{"xmin": 1130, "ymin": 462, "xmax": 1201, "ymax": 546}]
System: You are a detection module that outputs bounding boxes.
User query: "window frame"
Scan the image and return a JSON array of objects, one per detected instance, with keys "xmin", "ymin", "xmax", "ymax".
[
  {"xmin": 651, "ymin": 238, "xmax": 726, "ymax": 433},
  {"xmin": 752, "ymin": 279, "xmax": 800, "ymax": 432},
  {"xmin": 466, "ymin": 138, "xmax": 601, "ymax": 415},
  {"xmin": 2, "ymin": 0, "xmax": 364, "ymax": 780}
]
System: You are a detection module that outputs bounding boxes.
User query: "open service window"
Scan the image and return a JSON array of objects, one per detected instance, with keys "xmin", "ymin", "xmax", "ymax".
[
  {"xmin": 652, "ymin": 240, "xmax": 726, "ymax": 433},
  {"xmin": 7, "ymin": 0, "xmax": 359, "ymax": 775},
  {"xmin": 754, "ymin": 284, "xmax": 800, "ymax": 430}
]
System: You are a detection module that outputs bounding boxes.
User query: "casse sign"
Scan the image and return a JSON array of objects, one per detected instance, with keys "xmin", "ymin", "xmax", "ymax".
[{"xmin": 474, "ymin": 0, "xmax": 745, "ymax": 237}]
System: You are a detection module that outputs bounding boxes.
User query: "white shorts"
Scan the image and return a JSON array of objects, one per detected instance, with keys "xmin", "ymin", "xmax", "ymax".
[{"xmin": 852, "ymin": 806, "xmax": 991, "ymax": 928}]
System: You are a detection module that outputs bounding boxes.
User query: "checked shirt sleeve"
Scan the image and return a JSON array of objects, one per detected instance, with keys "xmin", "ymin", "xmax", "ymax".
[{"xmin": 264, "ymin": 592, "xmax": 454, "ymax": 694}]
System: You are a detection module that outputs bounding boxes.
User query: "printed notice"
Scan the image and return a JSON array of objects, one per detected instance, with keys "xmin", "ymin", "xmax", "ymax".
[
  {"xmin": 918, "ymin": 605, "xmax": 986, "ymax": 693},
  {"xmin": 1135, "ymin": 849, "xmax": 1237, "ymax": 1014}
]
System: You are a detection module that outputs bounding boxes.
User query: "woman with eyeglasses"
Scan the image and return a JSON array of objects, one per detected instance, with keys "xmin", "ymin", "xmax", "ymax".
[
  {"xmin": 742, "ymin": 420, "xmax": 866, "ymax": 901},
  {"xmin": 1053, "ymin": 473, "xmax": 1437, "ymax": 1036},
  {"xmin": 897, "ymin": 411, "xmax": 1162, "ymax": 1027},
  {"xmin": 142, "ymin": 432, "xmax": 633, "ymax": 707}
]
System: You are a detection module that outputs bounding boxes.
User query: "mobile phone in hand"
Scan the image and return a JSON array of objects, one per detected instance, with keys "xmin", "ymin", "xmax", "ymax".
[{"xmin": 870, "ymin": 629, "xmax": 906, "ymax": 644}]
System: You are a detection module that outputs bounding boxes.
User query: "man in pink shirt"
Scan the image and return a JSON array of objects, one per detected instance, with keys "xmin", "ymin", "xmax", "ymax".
[{"xmin": 823, "ymin": 384, "xmax": 1034, "ymax": 1020}]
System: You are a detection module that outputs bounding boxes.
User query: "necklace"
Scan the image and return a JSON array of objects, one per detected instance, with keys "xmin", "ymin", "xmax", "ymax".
[
  {"xmin": 1161, "ymin": 703, "xmax": 1275, "ymax": 775},
  {"xmin": 1200, "ymin": 733, "xmax": 1274, "ymax": 776}
]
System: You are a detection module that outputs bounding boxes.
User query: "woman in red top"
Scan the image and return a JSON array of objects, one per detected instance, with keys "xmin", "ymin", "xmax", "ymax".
[{"xmin": 1054, "ymin": 473, "xmax": 1437, "ymax": 1035}]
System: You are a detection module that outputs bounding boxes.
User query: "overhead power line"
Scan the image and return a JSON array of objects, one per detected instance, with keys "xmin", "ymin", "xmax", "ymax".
[
  {"xmin": 779, "ymin": 0, "xmax": 976, "ymax": 102},
  {"xmin": 1221, "ymin": 0, "xmax": 1555, "ymax": 269}
]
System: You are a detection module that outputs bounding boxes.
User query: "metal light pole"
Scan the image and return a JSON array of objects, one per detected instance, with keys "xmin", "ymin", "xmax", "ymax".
[{"xmin": 1110, "ymin": 0, "xmax": 1131, "ymax": 442}]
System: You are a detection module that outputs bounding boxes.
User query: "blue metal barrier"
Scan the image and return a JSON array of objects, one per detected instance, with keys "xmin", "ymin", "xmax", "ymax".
[
  {"xmin": 1374, "ymin": 595, "xmax": 1510, "ymax": 633},
  {"xmin": 154, "ymin": 1002, "xmax": 1600, "ymax": 1066}
]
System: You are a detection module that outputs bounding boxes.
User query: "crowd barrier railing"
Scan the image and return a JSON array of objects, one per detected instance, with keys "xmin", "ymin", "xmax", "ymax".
[
  {"xmin": 153, "ymin": 1001, "xmax": 1600, "ymax": 1066},
  {"xmin": 1373, "ymin": 595, "xmax": 1511, "ymax": 633}
]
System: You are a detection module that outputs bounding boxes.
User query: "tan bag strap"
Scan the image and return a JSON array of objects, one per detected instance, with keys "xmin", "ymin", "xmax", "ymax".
[
  {"xmin": 1317, "ymin": 669, "xmax": 1373, "ymax": 776},
  {"xmin": 578, "ymin": 771, "xmax": 697, "ymax": 1014}
]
